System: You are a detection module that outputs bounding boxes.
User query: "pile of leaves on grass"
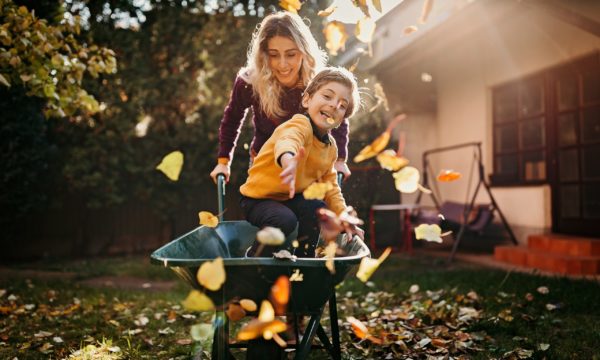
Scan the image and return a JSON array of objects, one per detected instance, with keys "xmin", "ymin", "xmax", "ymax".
[{"xmin": 0, "ymin": 280, "xmax": 566, "ymax": 359}]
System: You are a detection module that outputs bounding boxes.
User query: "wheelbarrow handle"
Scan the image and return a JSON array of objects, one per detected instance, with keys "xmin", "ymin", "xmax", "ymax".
[
  {"xmin": 216, "ymin": 173, "xmax": 226, "ymax": 222},
  {"xmin": 337, "ymin": 172, "xmax": 344, "ymax": 188}
]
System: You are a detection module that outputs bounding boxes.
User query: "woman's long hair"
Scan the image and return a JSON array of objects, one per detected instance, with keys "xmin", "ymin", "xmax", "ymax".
[{"xmin": 240, "ymin": 12, "xmax": 327, "ymax": 120}]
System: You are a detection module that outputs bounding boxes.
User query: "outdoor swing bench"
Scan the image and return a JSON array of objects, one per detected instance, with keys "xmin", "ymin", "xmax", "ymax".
[{"xmin": 151, "ymin": 174, "xmax": 371, "ymax": 360}]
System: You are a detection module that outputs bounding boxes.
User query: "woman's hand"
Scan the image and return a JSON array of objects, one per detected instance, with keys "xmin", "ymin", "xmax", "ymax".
[
  {"xmin": 334, "ymin": 160, "xmax": 351, "ymax": 180},
  {"xmin": 210, "ymin": 163, "xmax": 230, "ymax": 184}
]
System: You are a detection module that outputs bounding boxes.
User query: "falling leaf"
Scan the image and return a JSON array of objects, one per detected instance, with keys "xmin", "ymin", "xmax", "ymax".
[
  {"xmin": 323, "ymin": 21, "xmax": 348, "ymax": 56},
  {"xmin": 279, "ymin": 0, "xmax": 302, "ymax": 13},
  {"xmin": 355, "ymin": 17, "xmax": 376, "ymax": 43},
  {"xmin": 257, "ymin": 226, "xmax": 285, "ymax": 246},
  {"xmin": 325, "ymin": 241, "xmax": 338, "ymax": 274},
  {"xmin": 414, "ymin": 224, "xmax": 444, "ymax": 243},
  {"xmin": 156, "ymin": 151, "xmax": 184, "ymax": 181},
  {"xmin": 226, "ymin": 303, "xmax": 246, "ymax": 321},
  {"xmin": 393, "ymin": 166, "xmax": 420, "ymax": 193},
  {"xmin": 354, "ymin": 114, "xmax": 406, "ymax": 162},
  {"xmin": 0, "ymin": 73, "xmax": 10, "ymax": 87},
  {"xmin": 270, "ymin": 276, "xmax": 290, "ymax": 314},
  {"xmin": 198, "ymin": 211, "xmax": 219, "ymax": 228},
  {"xmin": 372, "ymin": 0, "xmax": 382, "ymax": 12},
  {"xmin": 240, "ymin": 299, "xmax": 257, "ymax": 312},
  {"xmin": 190, "ymin": 324, "xmax": 214, "ymax": 342},
  {"xmin": 346, "ymin": 316, "xmax": 383, "ymax": 344},
  {"xmin": 356, "ymin": 247, "xmax": 391, "ymax": 282},
  {"xmin": 289, "ymin": 269, "xmax": 304, "ymax": 282},
  {"xmin": 354, "ymin": 0, "xmax": 370, "ymax": 17},
  {"xmin": 419, "ymin": 0, "xmax": 434, "ymax": 24},
  {"xmin": 182, "ymin": 290, "xmax": 215, "ymax": 311},
  {"xmin": 437, "ymin": 169, "xmax": 462, "ymax": 182},
  {"xmin": 538, "ymin": 343, "xmax": 550, "ymax": 351},
  {"xmin": 376, "ymin": 150, "xmax": 409, "ymax": 171},
  {"xmin": 537, "ymin": 286, "xmax": 549, "ymax": 294},
  {"xmin": 403, "ymin": 25, "xmax": 418, "ymax": 35},
  {"xmin": 371, "ymin": 82, "xmax": 389, "ymax": 112},
  {"xmin": 318, "ymin": 4, "xmax": 337, "ymax": 17},
  {"xmin": 237, "ymin": 300, "xmax": 287, "ymax": 342},
  {"xmin": 196, "ymin": 257, "xmax": 226, "ymax": 291}
]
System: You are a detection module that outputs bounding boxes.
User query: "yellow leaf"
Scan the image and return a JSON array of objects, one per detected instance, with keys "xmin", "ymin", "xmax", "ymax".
[
  {"xmin": 403, "ymin": 25, "xmax": 418, "ymax": 35},
  {"xmin": 279, "ymin": 0, "xmax": 302, "ymax": 14},
  {"xmin": 356, "ymin": 247, "xmax": 391, "ymax": 282},
  {"xmin": 323, "ymin": 21, "xmax": 348, "ymax": 56},
  {"xmin": 353, "ymin": 132, "xmax": 390, "ymax": 163},
  {"xmin": 289, "ymin": 269, "xmax": 304, "ymax": 282},
  {"xmin": 258, "ymin": 300, "xmax": 275, "ymax": 322},
  {"xmin": 182, "ymin": 290, "xmax": 215, "ymax": 311},
  {"xmin": 303, "ymin": 181, "xmax": 334, "ymax": 200},
  {"xmin": 239, "ymin": 299, "xmax": 257, "ymax": 312},
  {"xmin": 318, "ymin": 4, "xmax": 337, "ymax": 17},
  {"xmin": 414, "ymin": 224, "xmax": 443, "ymax": 243},
  {"xmin": 355, "ymin": 17, "xmax": 376, "ymax": 43},
  {"xmin": 376, "ymin": 150, "xmax": 409, "ymax": 171},
  {"xmin": 196, "ymin": 257, "xmax": 226, "ymax": 291},
  {"xmin": 355, "ymin": 0, "xmax": 370, "ymax": 17},
  {"xmin": 324, "ymin": 242, "xmax": 338, "ymax": 274},
  {"xmin": 256, "ymin": 226, "xmax": 285, "ymax": 246},
  {"xmin": 393, "ymin": 166, "xmax": 420, "ymax": 193},
  {"xmin": 156, "ymin": 151, "xmax": 184, "ymax": 181},
  {"xmin": 198, "ymin": 211, "xmax": 219, "ymax": 228},
  {"xmin": 372, "ymin": 0, "xmax": 382, "ymax": 12}
]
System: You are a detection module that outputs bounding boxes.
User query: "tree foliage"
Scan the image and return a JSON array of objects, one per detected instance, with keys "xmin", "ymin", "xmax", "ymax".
[{"xmin": 0, "ymin": 0, "xmax": 117, "ymax": 117}]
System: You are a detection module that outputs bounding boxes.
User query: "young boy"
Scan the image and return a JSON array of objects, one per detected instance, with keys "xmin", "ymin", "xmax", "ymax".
[{"xmin": 239, "ymin": 67, "xmax": 363, "ymax": 257}]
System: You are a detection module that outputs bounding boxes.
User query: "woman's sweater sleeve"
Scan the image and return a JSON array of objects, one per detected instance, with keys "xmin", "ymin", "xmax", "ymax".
[
  {"xmin": 217, "ymin": 76, "xmax": 253, "ymax": 163},
  {"xmin": 331, "ymin": 118, "xmax": 349, "ymax": 161}
]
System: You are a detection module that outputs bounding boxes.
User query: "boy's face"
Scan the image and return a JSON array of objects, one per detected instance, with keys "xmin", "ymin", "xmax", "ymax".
[{"xmin": 302, "ymin": 81, "xmax": 350, "ymax": 133}]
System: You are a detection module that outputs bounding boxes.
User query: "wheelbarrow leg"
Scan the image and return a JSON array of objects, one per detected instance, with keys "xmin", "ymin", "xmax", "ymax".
[
  {"xmin": 316, "ymin": 325, "xmax": 333, "ymax": 354},
  {"xmin": 211, "ymin": 311, "xmax": 234, "ymax": 359},
  {"xmin": 328, "ymin": 291, "xmax": 342, "ymax": 360},
  {"xmin": 294, "ymin": 313, "xmax": 321, "ymax": 360}
]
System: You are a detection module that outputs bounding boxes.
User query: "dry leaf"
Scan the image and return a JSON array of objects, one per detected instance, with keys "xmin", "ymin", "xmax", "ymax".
[
  {"xmin": 240, "ymin": 299, "xmax": 257, "ymax": 312},
  {"xmin": 226, "ymin": 303, "xmax": 246, "ymax": 321},
  {"xmin": 376, "ymin": 150, "xmax": 409, "ymax": 171},
  {"xmin": 196, "ymin": 257, "xmax": 226, "ymax": 291},
  {"xmin": 324, "ymin": 241, "xmax": 338, "ymax": 274},
  {"xmin": 303, "ymin": 181, "xmax": 334, "ymax": 200},
  {"xmin": 393, "ymin": 166, "xmax": 420, "ymax": 193},
  {"xmin": 289, "ymin": 269, "xmax": 304, "ymax": 282},
  {"xmin": 356, "ymin": 247, "xmax": 391, "ymax": 282},
  {"xmin": 156, "ymin": 151, "xmax": 184, "ymax": 181},
  {"xmin": 198, "ymin": 211, "xmax": 219, "ymax": 228},
  {"xmin": 323, "ymin": 21, "xmax": 348, "ymax": 56},
  {"xmin": 182, "ymin": 290, "xmax": 215, "ymax": 311},
  {"xmin": 403, "ymin": 25, "xmax": 418, "ymax": 35},
  {"xmin": 272, "ymin": 249, "xmax": 297, "ymax": 261},
  {"xmin": 354, "ymin": 114, "xmax": 405, "ymax": 163},
  {"xmin": 270, "ymin": 276, "xmax": 290, "ymax": 314},
  {"xmin": 318, "ymin": 4, "xmax": 337, "ymax": 17},
  {"xmin": 346, "ymin": 316, "xmax": 383, "ymax": 344},
  {"xmin": 370, "ymin": 82, "xmax": 389, "ymax": 112},
  {"xmin": 257, "ymin": 226, "xmax": 285, "ymax": 246},
  {"xmin": 190, "ymin": 324, "xmax": 213, "ymax": 342},
  {"xmin": 279, "ymin": 0, "xmax": 302, "ymax": 14},
  {"xmin": 372, "ymin": 0, "xmax": 382, "ymax": 12},
  {"xmin": 414, "ymin": 224, "xmax": 443, "ymax": 243},
  {"xmin": 355, "ymin": 0, "xmax": 370, "ymax": 17},
  {"xmin": 419, "ymin": 0, "xmax": 434, "ymax": 24},
  {"xmin": 355, "ymin": 17, "xmax": 376, "ymax": 43},
  {"xmin": 437, "ymin": 169, "xmax": 462, "ymax": 182}
]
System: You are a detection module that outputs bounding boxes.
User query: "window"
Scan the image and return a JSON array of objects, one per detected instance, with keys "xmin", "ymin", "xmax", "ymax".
[{"xmin": 492, "ymin": 76, "xmax": 547, "ymax": 184}]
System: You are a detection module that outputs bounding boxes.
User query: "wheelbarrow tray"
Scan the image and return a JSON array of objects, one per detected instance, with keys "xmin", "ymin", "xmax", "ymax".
[{"xmin": 150, "ymin": 220, "xmax": 370, "ymax": 314}]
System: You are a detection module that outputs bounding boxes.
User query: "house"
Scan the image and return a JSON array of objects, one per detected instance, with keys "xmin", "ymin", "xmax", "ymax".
[{"xmin": 341, "ymin": 0, "xmax": 600, "ymax": 273}]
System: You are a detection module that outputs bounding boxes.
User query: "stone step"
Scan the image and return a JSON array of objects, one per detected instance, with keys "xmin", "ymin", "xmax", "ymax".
[
  {"xmin": 494, "ymin": 245, "xmax": 600, "ymax": 275},
  {"xmin": 528, "ymin": 234, "xmax": 600, "ymax": 256}
]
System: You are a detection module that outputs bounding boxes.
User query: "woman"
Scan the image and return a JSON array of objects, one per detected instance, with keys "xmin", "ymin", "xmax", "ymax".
[{"xmin": 209, "ymin": 11, "xmax": 351, "ymax": 183}]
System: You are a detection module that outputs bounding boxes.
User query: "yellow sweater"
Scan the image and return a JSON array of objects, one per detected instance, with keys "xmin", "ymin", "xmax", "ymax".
[{"xmin": 240, "ymin": 114, "xmax": 347, "ymax": 215}]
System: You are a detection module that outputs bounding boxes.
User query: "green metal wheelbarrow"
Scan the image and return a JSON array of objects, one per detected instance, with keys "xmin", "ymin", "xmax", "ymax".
[{"xmin": 150, "ymin": 174, "xmax": 370, "ymax": 359}]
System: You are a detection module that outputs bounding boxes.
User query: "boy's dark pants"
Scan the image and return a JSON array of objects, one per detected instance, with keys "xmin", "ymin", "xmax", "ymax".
[{"xmin": 240, "ymin": 194, "xmax": 326, "ymax": 257}]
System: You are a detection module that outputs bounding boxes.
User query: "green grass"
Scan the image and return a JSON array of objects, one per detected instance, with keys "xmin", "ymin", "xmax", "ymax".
[{"xmin": 0, "ymin": 254, "xmax": 598, "ymax": 359}]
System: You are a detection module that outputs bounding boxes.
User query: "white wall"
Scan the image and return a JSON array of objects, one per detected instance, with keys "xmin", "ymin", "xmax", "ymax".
[{"xmin": 430, "ymin": 3, "xmax": 600, "ymax": 241}]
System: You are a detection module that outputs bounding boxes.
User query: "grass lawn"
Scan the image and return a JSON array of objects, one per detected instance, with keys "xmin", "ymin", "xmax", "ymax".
[{"xmin": 0, "ymin": 254, "xmax": 598, "ymax": 359}]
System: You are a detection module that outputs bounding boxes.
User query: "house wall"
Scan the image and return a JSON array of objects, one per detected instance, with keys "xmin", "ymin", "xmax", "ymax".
[
  {"xmin": 368, "ymin": 0, "xmax": 600, "ymax": 244},
  {"xmin": 431, "ymin": 4, "xmax": 600, "ymax": 242}
]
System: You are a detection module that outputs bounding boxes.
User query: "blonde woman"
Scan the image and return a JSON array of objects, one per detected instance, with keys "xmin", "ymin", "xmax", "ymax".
[{"xmin": 210, "ymin": 11, "xmax": 351, "ymax": 183}]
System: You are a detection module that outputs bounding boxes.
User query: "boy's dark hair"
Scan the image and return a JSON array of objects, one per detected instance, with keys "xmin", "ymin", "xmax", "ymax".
[{"xmin": 303, "ymin": 66, "xmax": 361, "ymax": 118}]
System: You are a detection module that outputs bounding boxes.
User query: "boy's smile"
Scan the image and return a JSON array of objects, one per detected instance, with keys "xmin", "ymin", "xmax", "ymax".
[{"xmin": 302, "ymin": 82, "xmax": 351, "ymax": 136}]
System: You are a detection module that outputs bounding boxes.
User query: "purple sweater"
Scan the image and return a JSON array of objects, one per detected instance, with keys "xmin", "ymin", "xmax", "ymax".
[{"xmin": 217, "ymin": 76, "xmax": 349, "ymax": 162}]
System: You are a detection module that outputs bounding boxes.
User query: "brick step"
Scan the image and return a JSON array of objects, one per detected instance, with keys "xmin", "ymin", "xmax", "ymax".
[
  {"xmin": 528, "ymin": 234, "xmax": 600, "ymax": 256},
  {"xmin": 494, "ymin": 245, "xmax": 600, "ymax": 275}
]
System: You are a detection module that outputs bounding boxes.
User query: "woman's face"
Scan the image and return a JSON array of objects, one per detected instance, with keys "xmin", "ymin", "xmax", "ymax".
[{"xmin": 266, "ymin": 36, "xmax": 303, "ymax": 88}]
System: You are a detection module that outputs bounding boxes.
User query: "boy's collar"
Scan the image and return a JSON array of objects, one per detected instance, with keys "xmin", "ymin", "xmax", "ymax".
[{"xmin": 303, "ymin": 112, "xmax": 331, "ymax": 145}]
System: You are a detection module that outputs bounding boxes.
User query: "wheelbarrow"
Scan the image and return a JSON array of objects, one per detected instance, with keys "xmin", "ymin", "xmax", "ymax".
[{"xmin": 150, "ymin": 174, "xmax": 371, "ymax": 359}]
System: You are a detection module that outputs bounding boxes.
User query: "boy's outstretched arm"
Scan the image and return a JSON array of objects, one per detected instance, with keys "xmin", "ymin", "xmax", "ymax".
[{"xmin": 279, "ymin": 147, "xmax": 306, "ymax": 199}]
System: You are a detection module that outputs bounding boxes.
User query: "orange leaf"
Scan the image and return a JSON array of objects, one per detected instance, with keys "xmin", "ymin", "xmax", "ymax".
[
  {"xmin": 239, "ymin": 299, "xmax": 257, "ymax": 312},
  {"xmin": 437, "ymin": 169, "xmax": 462, "ymax": 182},
  {"xmin": 269, "ymin": 276, "xmax": 290, "ymax": 314},
  {"xmin": 376, "ymin": 150, "xmax": 409, "ymax": 171},
  {"xmin": 198, "ymin": 211, "xmax": 219, "ymax": 228},
  {"xmin": 279, "ymin": 0, "xmax": 302, "ymax": 13},
  {"xmin": 323, "ymin": 21, "xmax": 348, "ymax": 56},
  {"xmin": 226, "ymin": 303, "xmax": 246, "ymax": 321},
  {"xmin": 318, "ymin": 4, "xmax": 337, "ymax": 17}
]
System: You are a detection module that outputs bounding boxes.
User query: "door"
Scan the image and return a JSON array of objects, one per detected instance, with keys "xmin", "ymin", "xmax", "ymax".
[{"xmin": 551, "ymin": 52, "xmax": 600, "ymax": 236}]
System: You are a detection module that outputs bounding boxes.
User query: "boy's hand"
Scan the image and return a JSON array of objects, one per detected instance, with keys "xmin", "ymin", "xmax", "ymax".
[{"xmin": 280, "ymin": 147, "xmax": 305, "ymax": 198}]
